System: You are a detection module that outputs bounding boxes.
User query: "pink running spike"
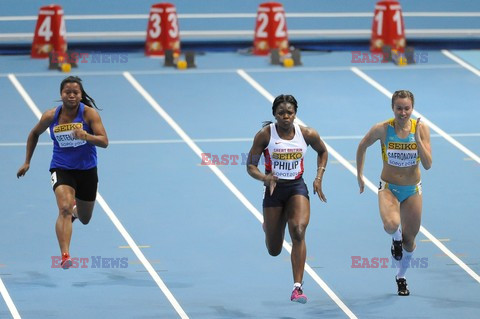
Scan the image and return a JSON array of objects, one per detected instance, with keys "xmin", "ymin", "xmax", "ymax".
[{"xmin": 291, "ymin": 287, "xmax": 307, "ymax": 304}]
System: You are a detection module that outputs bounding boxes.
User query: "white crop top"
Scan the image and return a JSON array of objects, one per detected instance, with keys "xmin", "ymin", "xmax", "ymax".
[{"xmin": 263, "ymin": 123, "xmax": 308, "ymax": 180}]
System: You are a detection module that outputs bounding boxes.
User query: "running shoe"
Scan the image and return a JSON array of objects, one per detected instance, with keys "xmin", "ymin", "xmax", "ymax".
[
  {"xmin": 391, "ymin": 239, "xmax": 403, "ymax": 261},
  {"xmin": 396, "ymin": 277, "xmax": 410, "ymax": 296},
  {"xmin": 291, "ymin": 287, "xmax": 307, "ymax": 304},
  {"xmin": 61, "ymin": 253, "xmax": 72, "ymax": 269}
]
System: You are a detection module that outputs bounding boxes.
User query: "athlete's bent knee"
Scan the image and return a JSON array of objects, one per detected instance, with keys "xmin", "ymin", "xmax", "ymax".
[
  {"xmin": 79, "ymin": 217, "xmax": 91, "ymax": 225},
  {"xmin": 290, "ymin": 224, "xmax": 307, "ymax": 243},
  {"xmin": 383, "ymin": 221, "xmax": 399, "ymax": 234},
  {"xmin": 268, "ymin": 249, "xmax": 281, "ymax": 256},
  {"xmin": 266, "ymin": 241, "xmax": 282, "ymax": 256},
  {"xmin": 58, "ymin": 204, "xmax": 72, "ymax": 218}
]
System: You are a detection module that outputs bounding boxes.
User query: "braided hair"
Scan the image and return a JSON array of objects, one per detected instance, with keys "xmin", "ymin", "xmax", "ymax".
[{"xmin": 262, "ymin": 94, "xmax": 298, "ymax": 127}]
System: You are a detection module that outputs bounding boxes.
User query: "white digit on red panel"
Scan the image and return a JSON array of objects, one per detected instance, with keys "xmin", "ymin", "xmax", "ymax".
[
  {"xmin": 256, "ymin": 12, "xmax": 269, "ymax": 38},
  {"xmin": 374, "ymin": 11, "xmax": 383, "ymax": 36},
  {"xmin": 59, "ymin": 17, "xmax": 66, "ymax": 38},
  {"xmin": 149, "ymin": 13, "xmax": 161, "ymax": 38},
  {"xmin": 38, "ymin": 16, "xmax": 53, "ymax": 41},
  {"xmin": 168, "ymin": 13, "xmax": 179, "ymax": 38},
  {"xmin": 392, "ymin": 10, "xmax": 403, "ymax": 35},
  {"xmin": 274, "ymin": 12, "xmax": 286, "ymax": 37}
]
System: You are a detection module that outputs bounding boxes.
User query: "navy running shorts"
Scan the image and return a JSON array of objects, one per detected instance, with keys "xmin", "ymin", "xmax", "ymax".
[{"xmin": 263, "ymin": 177, "xmax": 309, "ymax": 208}]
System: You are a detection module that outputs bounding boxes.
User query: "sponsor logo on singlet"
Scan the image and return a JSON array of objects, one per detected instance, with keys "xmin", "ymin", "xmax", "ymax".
[
  {"xmin": 272, "ymin": 151, "xmax": 302, "ymax": 160},
  {"xmin": 53, "ymin": 123, "xmax": 86, "ymax": 148}
]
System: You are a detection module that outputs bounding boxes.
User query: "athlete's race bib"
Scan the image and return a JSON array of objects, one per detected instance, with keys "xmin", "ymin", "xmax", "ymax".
[
  {"xmin": 271, "ymin": 149, "xmax": 304, "ymax": 179},
  {"xmin": 53, "ymin": 123, "xmax": 86, "ymax": 148},
  {"xmin": 386, "ymin": 142, "xmax": 418, "ymax": 167}
]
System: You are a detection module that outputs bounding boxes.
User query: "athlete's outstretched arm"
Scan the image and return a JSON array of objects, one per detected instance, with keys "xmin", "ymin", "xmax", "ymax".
[
  {"xmin": 414, "ymin": 118, "xmax": 432, "ymax": 170},
  {"xmin": 247, "ymin": 127, "xmax": 277, "ymax": 195},
  {"xmin": 356, "ymin": 123, "xmax": 383, "ymax": 193},
  {"xmin": 302, "ymin": 127, "xmax": 328, "ymax": 202},
  {"xmin": 17, "ymin": 109, "xmax": 55, "ymax": 178}
]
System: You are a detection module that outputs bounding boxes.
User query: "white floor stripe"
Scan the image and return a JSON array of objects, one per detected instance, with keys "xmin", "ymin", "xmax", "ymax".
[
  {"xmin": 123, "ymin": 71, "xmax": 359, "ymax": 317},
  {"xmin": 441, "ymin": 49, "xmax": 480, "ymax": 77},
  {"xmin": 8, "ymin": 74, "xmax": 189, "ymax": 319},
  {"xmin": 0, "ymin": 64, "xmax": 462, "ymax": 79},
  {"xmin": 2, "ymin": 12, "xmax": 480, "ymax": 21},
  {"xmin": 8, "ymin": 74, "xmax": 43, "ymax": 119},
  {"xmin": 349, "ymin": 67, "xmax": 480, "ymax": 283},
  {"xmin": 0, "ymin": 74, "xmax": 39, "ymax": 319},
  {"xmin": 4, "ymin": 29, "xmax": 480, "ymax": 42},
  {"xmin": 95, "ymin": 195, "xmax": 189, "ymax": 319},
  {"xmin": 0, "ymin": 278, "xmax": 20, "ymax": 319},
  {"xmin": 2, "ymin": 133, "xmax": 479, "ymax": 148}
]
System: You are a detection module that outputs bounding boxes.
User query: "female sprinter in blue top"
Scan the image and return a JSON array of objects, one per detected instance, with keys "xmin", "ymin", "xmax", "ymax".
[
  {"xmin": 17, "ymin": 76, "xmax": 108, "ymax": 269},
  {"xmin": 247, "ymin": 94, "xmax": 328, "ymax": 304},
  {"xmin": 356, "ymin": 90, "xmax": 432, "ymax": 296}
]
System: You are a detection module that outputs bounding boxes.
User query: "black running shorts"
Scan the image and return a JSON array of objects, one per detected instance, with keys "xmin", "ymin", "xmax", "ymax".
[{"xmin": 49, "ymin": 167, "xmax": 98, "ymax": 201}]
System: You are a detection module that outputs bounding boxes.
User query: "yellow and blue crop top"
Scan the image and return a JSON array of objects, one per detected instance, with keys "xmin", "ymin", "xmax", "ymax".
[{"xmin": 381, "ymin": 118, "xmax": 420, "ymax": 168}]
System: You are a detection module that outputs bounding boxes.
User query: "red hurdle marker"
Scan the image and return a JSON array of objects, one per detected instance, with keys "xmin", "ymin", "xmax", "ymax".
[
  {"xmin": 370, "ymin": 0, "xmax": 406, "ymax": 53},
  {"xmin": 31, "ymin": 4, "xmax": 67, "ymax": 58},
  {"xmin": 253, "ymin": 2, "xmax": 290, "ymax": 56},
  {"xmin": 145, "ymin": 3, "xmax": 181, "ymax": 57}
]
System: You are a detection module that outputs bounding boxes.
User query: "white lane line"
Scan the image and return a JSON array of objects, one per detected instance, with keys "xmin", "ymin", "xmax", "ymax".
[
  {"xmin": 441, "ymin": 49, "xmax": 480, "ymax": 77},
  {"xmin": 123, "ymin": 71, "xmax": 358, "ymax": 318},
  {"xmin": 237, "ymin": 69, "xmax": 359, "ymax": 318},
  {"xmin": 349, "ymin": 67, "xmax": 480, "ymax": 283},
  {"xmin": 351, "ymin": 67, "xmax": 480, "ymax": 166},
  {"xmin": 442, "ymin": 50, "xmax": 480, "ymax": 76},
  {"xmin": 95, "ymin": 195, "xmax": 189, "ymax": 319},
  {"xmin": 2, "ymin": 12, "xmax": 480, "ymax": 21},
  {"xmin": 0, "ymin": 278, "xmax": 20, "ymax": 319},
  {"xmin": 123, "ymin": 72, "xmax": 262, "ymax": 219},
  {"xmin": 0, "ymin": 74, "xmax": 39, "ymax": 319},
  {"xmin": 3, "ymin": 29, "xmax": 480, "ymax": 42},
  {"xmin": 0, "ymin": 63, "xmax": 462, "ymax": 79},
  {"xmin": 8, "ymin": 74, "xmax": 43, "ymax": 119},
  {"xmin": 8, "ymin": 74, "xmax": 189, "ymax": 319},
  {"xmin": 2, "ymin": 133, "xmax": 479, "ymax": 148}
]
